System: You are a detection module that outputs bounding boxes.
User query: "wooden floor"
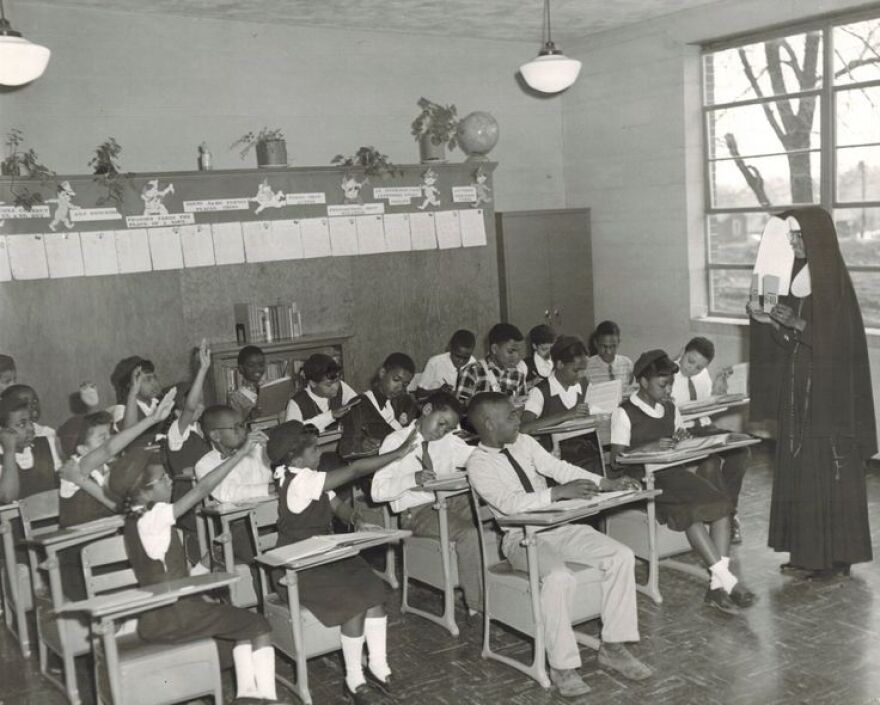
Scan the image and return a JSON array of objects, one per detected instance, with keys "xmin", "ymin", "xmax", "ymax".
[{"xmin": 4, "ymin": 442, "xmax": 880, "ymax": 704}]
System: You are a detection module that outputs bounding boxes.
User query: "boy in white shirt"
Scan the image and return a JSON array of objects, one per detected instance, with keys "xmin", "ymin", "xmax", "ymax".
[
  {"xmin": 586, "ymin": 320, "xmax": 634, "ymax": 390},
  {"xmin": 285, "ymin": 353, "xmax": 359, "ymax": 431},
  {"xmin": 415, "ymin": 330, "xmax": 476, "ymax": 399}
]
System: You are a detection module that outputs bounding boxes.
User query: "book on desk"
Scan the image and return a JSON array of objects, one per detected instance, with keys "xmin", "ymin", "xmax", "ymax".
[
  {"xmin": 617, "ymin": 432, "xmax": 760, "ymax": 465},
  {"xmin": 677, "ymin": 393, "xmax": 748, "ymax": 416}
]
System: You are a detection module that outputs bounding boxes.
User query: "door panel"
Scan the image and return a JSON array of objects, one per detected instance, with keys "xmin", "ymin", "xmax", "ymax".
[{"xmin": 496, "ymin": 212, "xmax": 551, "ymax": 333}]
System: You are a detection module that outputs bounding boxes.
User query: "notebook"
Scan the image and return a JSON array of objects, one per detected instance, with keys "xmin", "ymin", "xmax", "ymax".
[{"xmin": 256, "ymin": 376, "xmax": 292, "ymax": 417}]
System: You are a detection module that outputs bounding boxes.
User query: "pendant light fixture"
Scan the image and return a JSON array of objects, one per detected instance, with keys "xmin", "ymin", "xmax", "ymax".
[
  {"xmin": 519, "ymin": 0, "xmax": 581, "ymax": 94},
  {"xmin": 0, "ymin": 0, "xmax": 50, "ymax": 86}
]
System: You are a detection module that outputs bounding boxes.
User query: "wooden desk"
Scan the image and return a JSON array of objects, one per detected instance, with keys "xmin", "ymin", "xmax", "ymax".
[
  {"xmin": 527, "ymin": 414, "xmax": 612, "ymax": 450},
  {"xmin": 679, "ymin": 394, "xmax": 750, "ymax": 425},
  {"xmin": 0, "ymin": 502, "xmax": 27, "ymax": 655}
]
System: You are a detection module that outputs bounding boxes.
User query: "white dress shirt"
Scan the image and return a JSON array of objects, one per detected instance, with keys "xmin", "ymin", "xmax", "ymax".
[
  {"xmin": 671, "ymin": 365, "xmax": 713, "ymax": 428},
  {"xmin": 466, "ymin": 433, "xmax": 604, "ymax": 521},
  {"xmin": 418, "ymin": 352, "xmax": 476, "ymax": 391},
  {"xmin": 137, "ymin": 502, "xmax": 177, "ymax": 562},
  {"xmin": 610, "ymin": 393, "xmax": 684, "ymax": 447},
  {"xmin": 284, "ymin": 380, "xmax": 357, "ymax": 430},
  {"xmin": 524, "ymin": 373, "xmax": 586, "ymax": 417},
  {"xmin": 586, "ymin": 354, "xmax": 634, "ymax": 385},
  {"xmin": 273, "ymin": 465, "xmax": 335, "ymax": 514},
  {"xmin": 373, "ymin": 424, "xmax": 474, "ymax": 513},
  {"xmin": 194, "ymin": 445, "xmax": 274, "ymax": 503},
  {"xmin": 532, "ymin": 353, "xmax": 553, "ymax": 379}
]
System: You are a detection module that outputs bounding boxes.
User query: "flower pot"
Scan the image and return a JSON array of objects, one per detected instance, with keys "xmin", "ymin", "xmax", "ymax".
[
  {"xmin": 256, "ymin": 139, "xmax": 288, "ymax": 168},
  {"xmin": 419, "ymin": 133, "xmax": 446, "ymax": 163}
]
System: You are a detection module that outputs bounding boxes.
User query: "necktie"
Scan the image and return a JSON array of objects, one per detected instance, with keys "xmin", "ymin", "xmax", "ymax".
[
  {"xmin": 608, "ymin": 363, "xmax": 615, "ymax": 381},
  {"xmin": 687, "ymin": 377, "xmax": 698, "ymax": 401},
  {"xmin": 501, "ymin": 448, "xmax": 534, "ymax": 493},
  {"xmin": 420, "ymin": 440, "xmax": 434, "ymax": 471}
]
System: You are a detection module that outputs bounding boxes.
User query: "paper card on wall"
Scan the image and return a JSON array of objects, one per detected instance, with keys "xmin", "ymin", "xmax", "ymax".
[
  {"xmin": 115, "ymin": 229, "xmax": 152, "ymax": 274},
  {"xmin": 459, "ymin": 208, "xmax": 487, "ymax": 247},
  {"xmin": 148, "ymin": 227, "xmax": 184, "ymax": 270},
  {"xmin": 452, "ymin": 186, "xmax": 478, "ymax": 203},
  {"xmin": 435, "ymin": 210, "xmax": 462, "ymax": 249},
  {"xmin": 45, "ymin": 232, "xmax": 85, "ymax": 278},
  {"xmin": 211, "ymin": 222, "xmax": 245, "ymax": 265},
  {"xmin": 242, "ymin": 221, "xmax": 276, "ymax": 263},
  {"xmin": 180, "ymin": 224, "xmax": 215, "ymax": 268},
  {"xmin": 0, "ymin": 237, "xmax": 12, "ymax": 282},
  {"xmin": 329, "ymin": 216, "xmax": 359, "ymax": 257},
  {"xmin": 7, "ymin": 234, "xmax": 48, "ymax": 280},
  {"xmin": 383, "ymin": 213, "xmax": 412, "ymax": 252},
  {"xmin": 409, "ymin": 211, "xmax": 438, "ymax": 251},
  {"xmin": 355, "ymin": 215, "xmax": 387, "ymax": 255},
  {"xmin": 80, "ymin": 231, "xmax": 119, "ymax": 276},
  {"xmin": 300, "ymin": 218, "xmax": 332, "ymax": 259},
  {"xmin": 273, "ymin": 219, "xmax": 304, "ymax": 260}
]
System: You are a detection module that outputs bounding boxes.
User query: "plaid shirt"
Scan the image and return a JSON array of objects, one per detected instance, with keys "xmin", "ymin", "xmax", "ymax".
[{"xmin": 455, "ymin": 357, "xmax": 527, "ymax": 405}]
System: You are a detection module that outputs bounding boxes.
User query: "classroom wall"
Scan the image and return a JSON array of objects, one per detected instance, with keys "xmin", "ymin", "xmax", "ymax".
[{"xmin": 1, "ymin": 3, "xmax": 568, "ymax": 424}]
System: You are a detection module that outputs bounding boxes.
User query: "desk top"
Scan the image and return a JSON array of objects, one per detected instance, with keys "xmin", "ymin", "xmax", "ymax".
[
  {"xmin": 679, "ymin": 394, "xmax": 749, "ymax": 420},
  {"xmin": 20, "ymin": 516, "xmax": 123, "ymax": 550},
  {"xmin": 420, "ymin": 475, "xmax": 469, "ymax": 492},
  {"xmin": 528, "ymin": 414, "xmax": 611, "ymax": 437},
  {"xmin": 497, "ymin": 489, "xmax": 660, "ymax": 528},
  {"xmin": 617, "ymin": 434, "xmax": 761, "ymax": 467},
  {"xmin": 256, "ymin": 529, "xmax": 410, "ymax": 570},
  {"xmin": 199, "ymin": 495, "xmax": 278, "ymax": 517}
]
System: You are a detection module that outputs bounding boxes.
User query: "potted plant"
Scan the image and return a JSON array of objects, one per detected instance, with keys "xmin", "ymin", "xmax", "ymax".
[
  {"xmin": 331, "ymin": 146, "xmax": 403, "ymax": 179},
  {"xmin": 89, "ymin": 137, "xmax": 133, "ymax": 207},
  {"xmin": 231, "ymin": 128, "xmax": 287, "ymax": 168},
  {"xmin": 411, "ymin": 97, "xmax": 458, "ymax": 163},
  {"xmin": 2, "ymin": 128, "xmax": 54, "ymax": 210}
]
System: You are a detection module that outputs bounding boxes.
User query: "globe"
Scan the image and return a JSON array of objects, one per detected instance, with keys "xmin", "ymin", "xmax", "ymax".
[{"xmin": 456, "ymin": 111, "xmax": 499, "ymax": 161}]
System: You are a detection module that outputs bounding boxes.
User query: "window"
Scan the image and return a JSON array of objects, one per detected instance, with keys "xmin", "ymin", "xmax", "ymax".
[{"xmin": 702, "ymin": 12, "xmax": 880, "ymax": 326}]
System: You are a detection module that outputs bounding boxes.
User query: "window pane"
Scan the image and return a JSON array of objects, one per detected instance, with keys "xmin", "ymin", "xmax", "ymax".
[
  {"xmin": 835, "ymin": 208, "xmax": 880, "ymax": 265},
  {"xmin": 850, "ymin": 272, "xmax": 880, "ymax": 328},
  {"xmin": 837, "ymin": 146, "xmax": 880, "ymax": 202},
  {"xmin": 833, "ymin": 17, "xmax": 880, "ymax": 86},
  {"xmin": 707, "ymin": 97, "xmax": 821, "ymax": 160},
  {"xmin": 710, "ymin": 152, "xmax": 820, "ymax": 207},
  {"xmin": 837, "ymin": 86, "xmax": 880, "ymax": 147},
  {"xmin": 710, "ymin": 269, "xmax": 751, "ymax": 315},
  {"xmin": 704, "ymin": 31, "xmax": 823, "ymax": 106},
  {"xmin": 708, "ymin": 213, "xmax": 769, "ymax": 264}
]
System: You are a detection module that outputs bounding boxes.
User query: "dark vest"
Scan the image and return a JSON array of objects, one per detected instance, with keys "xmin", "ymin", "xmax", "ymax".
[
  {"xmin": 18, "ymin": 437, "xmax": 59, "ymax": 498},
  {"xmin": 533, "ymin": 380, "xmax": 587, "ymax": 452},
  {"xmin": 59, "ymin": 480, "xmax": 115, "ymax": 528},
  {"xmin": 291, "ymin": 387, "xmax": 343, "ymax": 429},
  {"xmin": 276, "ymin": 471, "xmax": 334, "ymax": 548},
  {"xmin": 620, "ymin": 399, "xmax": 676, "ymax": 448},
  {"xmin": 124, "ymin": 509, "xmax": 189, "ymax": 587}
]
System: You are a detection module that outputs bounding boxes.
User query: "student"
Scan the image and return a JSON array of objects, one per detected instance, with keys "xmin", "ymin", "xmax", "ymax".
[
  {"xmin": 415, "ymin": 329, "xmax": 477, "ymax": 397},
  {"xmin": 455, "ymin": 323, "xmax": 527, "ymax": 405},
  {"xmin": 524, "ymin": 324, "xmax": 557, "ymax": 385},
  {"xmin": 1, "ymin": 384, "xmax": 62, "ymax": 468},
  {"xmin": 586, "ymin": 320, "xmax": 634, "ymax": 387},
  {"xmin": 520, "ymin": 336, "xmax": 602, "ymax": 472},
  {"xmin": 118, "ymin": 439, "xmax": 285, "ymax": 703},
  {"xmin": 0, "ymin": 354, "xmax": 16, "ymax": 394},
  {"xmin": 266, "ymin": 421, "xmax": 417, "ymax": 703},
  {"xmin": 339, "ymin": 353, "xmax": 415, "ymax": 460},
  {"xmin": 466, "ymin": 392, "xmax": 650, "ymax": 698},
  {"xmin": 110, "ymin": 356, "xmax": 165, "ymax": 438},
  {"xmin": 285, "ymin": 353, "xmax": 359, "ymax": 431},
  {"xmin": 372, "ymin": 391, "xmax": 481, "ymax": 613},
  {"xmin": 610, "ymin": 350, "xmax": 755, "ymax": 614},
  {"xmin": 0, "ymin": 395, "xmax": 59, "ymax": 499},
  {"xmin": 671, "ymin": 337, "xmax": 745, "ymax": 544},
  {"xmin": 228, "ymin": 345, "xmax": 266, "ymax": 423}
]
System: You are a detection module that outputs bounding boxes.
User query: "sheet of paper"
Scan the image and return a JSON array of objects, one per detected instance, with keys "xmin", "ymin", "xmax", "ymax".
[
  {"xmin": 45, "ymin": 232, "xmax": 85, "ymax": 278},
  {"xmin": 242, "ymin": 220, "xmax": 276, "ymax": 263},
  {"xmin": 409, "ymin": 211, "xmax": 438, "ymax": 250},
  {"xmin": 753, "ymin": 216, "xmax": 794, "ymax": 295},
  {"xmin": 435, "ymin": 209, "xmax": 462, "ymax": 249},
  {"xmin": 726, "ymin": 363, "xmax": 749, "ymax": 397},
  {"xmin": 329, "ymin": 216, "xmax": 359, "ymax": 257},
  {"xmin": 7, "ymin": 234, "xmax": 49, "ymax": 280},
  {"xmin": 0, "ymin": 237, "xmax": 11, "ymax": 282},
  {"xmin": 459, "ymin": 208, "xmax": 487, "ymax": 247},
  {"xmin": 355, "ymin": 214, "xmax": 387, "ymax": 255},
  {"xmin": 80, "ymin": 231, "xmax": 119, "ymax": 276},
  {"xmin": 148, "ymin": 227, "xmax": 184, "ymax": 270},
  {"xmin": 115, "ymin": 229, "xmax": 152, "ymax": 274},
  {"xmin": 383, "ymin": 213, "xmax": 412, "ymax": 252},
  {"xmin": 211, "ymin": 222, "xmax": 245, "ymax": 265},
  {"xmin": 273, "ymin": 219, "xmax": 304, "ymax": 260},
  {"xmin": 585, "ymin": 380, "xmax": 622, "ymax": 414},
  {"xmin": 180, "ymin": 224, "xmax": 215, "ymax": 268},
  {"xmin": 524, "ymin": 491, "xmax": 634, "ymax": 513},
  {"xmin": 300, "ymin": 218, "xmax": 332, "ymax": 259}
]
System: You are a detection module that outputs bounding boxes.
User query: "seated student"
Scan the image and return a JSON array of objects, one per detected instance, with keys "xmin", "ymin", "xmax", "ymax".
[
  {"xmin": 0, "ymin": 354, "xmax": 16, "ymax": 394},
  {"xmin": 339, "ymin": 353, "xmax": 416, "ymax": 460},
  {"xmin": 266, "ymin": 421, "xmax": 417, "ymax": 703},
  {"xmin": 610, "ymin": 350, "xmax": 756, "ymax": 614},
  {"xmin": 0, "ymin": 394, "xmax": 60, "ymax": 500},
  {"xmin": 0, "ymin": 384, "xmax": 62, "ymax": 468},
  {"xmin": 285, "ymin": 353, "xmax": 359, "ymax": 432},
  {"xmin": 671, "ymin": 337, "xmax": 746, "ymax": 545},
  {"xmin": 228, "ymin": 345, "xmax": 265, "ymax": 423},
  {"xmin": 117, "ymin": 439, "xmax": 285, "ymax": 704},
  {"xmin": 524, "ymin": 324, "xmax": 557, "ymax": 385},
  {"xmin": 415, "ymin": 329, "xmax": 477, "ymax": 398},
  {"xmin": 110, "ymin": 356, "xmax": 166, "ymax": 439},
  {"xmin": 520, "ymin": 336, "xmax": 602, "ymax": 473},
  {"xmin": 586, "ymin": 320, "xmax": 634, "ymax": 388},
  {"xmin": 372, "ymin": 391, "xmax": 481, "ymax": 613},
  {"xmin": 455, "ymin": 323, "xmax": 527, "ymax": 405},
  {"xmin": 466, "ymin": 392, "xmax": 650, "ymax": 697}
]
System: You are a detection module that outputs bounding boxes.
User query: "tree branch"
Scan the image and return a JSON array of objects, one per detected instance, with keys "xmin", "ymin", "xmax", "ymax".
[
  {"xmin": 737, "ymin": 47, "xmax": 786, "ymax": 144},
  {"xmin": 724, "ymin": 133, "xmax": 772, "ymax": 208}
]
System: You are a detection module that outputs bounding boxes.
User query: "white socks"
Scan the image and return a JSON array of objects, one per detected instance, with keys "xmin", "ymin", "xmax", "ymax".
[
  {"xmin": 341, "ymin": 634, "xmax": 366, "ymax": 691},
  {"xmin": 364, "ymin": 616, "xmax": 390, "ymax": 681},
  {"xmin": 253, "ymin": 645, "xmax": 277, "ymax": 700},
  {"xmin": 232, "ymin": 643, "xmax": 259, "ymax": 698},
  {"xmin": 709, "ymin": 556, "xmax": 738, "ymax": 593}
]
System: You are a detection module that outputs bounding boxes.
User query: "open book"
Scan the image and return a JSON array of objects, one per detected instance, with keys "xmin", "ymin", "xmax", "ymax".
[
  {"xmin": 585, "ymin": 379, "xmax": 622, "ymax": 413},
  {"xmin": 521, "ymin": 490, "xmax": 635, "ymax": 514},
  {"xmin": 678, "ymin": 393, "xmax": 747, "ymax": 415},
  {"xmin": 256, "ymin": 376, "xmax": 293, "ymax": 417}
]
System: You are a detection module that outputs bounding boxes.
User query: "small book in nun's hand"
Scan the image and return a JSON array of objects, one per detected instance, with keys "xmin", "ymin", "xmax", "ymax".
[{"xmin": 762, "ymin": 274, "xmax": 780, "ymax": 313}]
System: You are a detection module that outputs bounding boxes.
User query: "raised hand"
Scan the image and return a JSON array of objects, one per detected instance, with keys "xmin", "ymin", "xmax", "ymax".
[
  {"xmin": 394, "ymin": 427, "xmax": 419, "ymax": 458},
  {"xmin": 153, "ymin": 388, "xmax": 178, "ymax": 422},
  {"xmin": 0, "ymin": 428, "xmax": 18, "ymax": 453},
  {"xmin": 243, "ymin": 430, "xmax": 268, "ymax": 453},
  {"xmin": 198, "ymin": 338, "xmax": 211, "ymax": 370}
]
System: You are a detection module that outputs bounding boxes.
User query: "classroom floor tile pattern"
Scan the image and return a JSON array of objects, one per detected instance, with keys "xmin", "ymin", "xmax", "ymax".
[{"xmin": 4, "ymin": 443, "xmax": 880, "ymax": 704}]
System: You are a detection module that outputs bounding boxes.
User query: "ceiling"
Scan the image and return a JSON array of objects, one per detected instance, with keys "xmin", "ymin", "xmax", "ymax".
[{"xmin": 34, "ymin": 0, "xmax": 732, "ymax": 43}]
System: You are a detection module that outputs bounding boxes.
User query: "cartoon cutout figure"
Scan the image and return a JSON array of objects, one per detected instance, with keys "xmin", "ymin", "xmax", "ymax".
[
  {"xmin": 141, "ymin": 179, "xmax": 175, "ymax": 216},
  {"xmin": 251, "ymin": 179, "xmax": 286, "ymax": 214},
  {"xmin": 417, "ymin": 168, "xmax": 441, "ymax": 210},
  {"xmin": 340, "ymin": 173, "xmax": 367, "ymax": 204},
  {"xmin": 472, "ymin": 167, "xmax": 492, "ymax": 207},
  {"xmin": 47, "ymin": 181, "xmax": 79, "ymax": 232}
]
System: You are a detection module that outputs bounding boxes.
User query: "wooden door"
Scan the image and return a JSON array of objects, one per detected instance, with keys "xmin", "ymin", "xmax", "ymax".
[
  {"xmin": 546, "ymin": 210, "xmax": 593, "ymax": 341},
  {"xmin": 496, "ymin": 211, "xmax": 552, "ymax": 332}
]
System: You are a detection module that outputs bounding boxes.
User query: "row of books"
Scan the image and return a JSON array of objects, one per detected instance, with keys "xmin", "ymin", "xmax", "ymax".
[{"xmin": 233, "ymin": 302, "xmax": 303, "ymax": 344}]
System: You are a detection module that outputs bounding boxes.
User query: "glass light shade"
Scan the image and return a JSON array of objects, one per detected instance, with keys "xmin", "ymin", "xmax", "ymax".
[
  {"xmin": 0, "ymin": 36, "xmax": 50, "ymax": 86},
  {"xmin": 519, "ymin": 53, "xmax": 582, "ymax": 93}
]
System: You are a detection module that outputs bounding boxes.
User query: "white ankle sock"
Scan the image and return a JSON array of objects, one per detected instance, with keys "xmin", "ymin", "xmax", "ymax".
[
  {"xmin": 364, "ymin": 616, "xmax": 390, "ymax": 681},
  {"xmin": 253, "ymin": 645, "xmax": 277, "ymax": 700},
  {"xmin": 341, "ymin": 634, "xmax": 366, "ymax": 691},
  {"xmin": 232, "ymin": 643, "xmax": 259, "ymax": 698},
  {"xmin": 710, "ymin": 557, "xmax": 738, "ymax": 593}
]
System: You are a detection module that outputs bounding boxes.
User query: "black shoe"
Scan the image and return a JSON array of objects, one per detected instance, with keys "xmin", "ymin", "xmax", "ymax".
[
  {"xmin": 344, "ymin": 682, "xmax": 384, "ymax": 705},
  {"xmin": 833, "ymin": 562, "xmax": 852, "ymax": 577},
  {"xmin": 704, "ymin": 587, "xmax": 739, "ymax": 615},
  {"xmin": 728, "ymin": 583, "xmax": 757, "ymax": 608},
  {"xmin": 730, "ymin": 515, "xmax": 742, "ymax": 545},
  {"xmin": 780, "ymin": 562, "xmax": 811, "ymax": 576},
  {"xmin": 364, "ymin": 670, "xmax": 394, "ymax": 697}
]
